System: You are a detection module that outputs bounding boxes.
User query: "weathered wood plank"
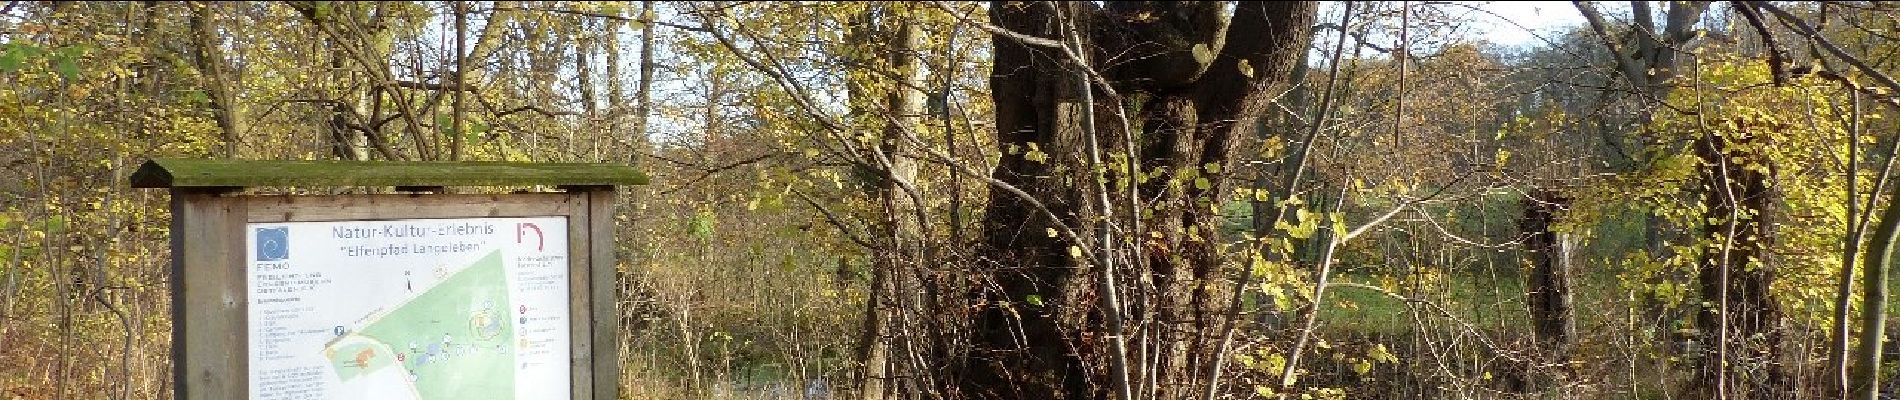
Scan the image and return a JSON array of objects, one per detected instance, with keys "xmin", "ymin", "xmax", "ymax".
[
  {"xmin": 245, "ymin": 193, "xmax": 580, "ymax": 222},
  {"xmin": 131, "ymin": 158, "xmax": 648, "ymax": 188},
  {"xmin": 584, "ymin": 188, "xmax": 619, "ymax": 400},
  {"xmin": 171, "ymin": 189, "xmax": 248, "ymax": 400},
  {"xmin": 565, "ymin": 201, "xmax": 594, "ymax": 399}
]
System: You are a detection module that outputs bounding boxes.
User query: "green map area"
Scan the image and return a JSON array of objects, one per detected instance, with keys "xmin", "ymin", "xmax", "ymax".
[{"xmin": 324, "ymin": 250, "xmax": 514, "ymax": 400}]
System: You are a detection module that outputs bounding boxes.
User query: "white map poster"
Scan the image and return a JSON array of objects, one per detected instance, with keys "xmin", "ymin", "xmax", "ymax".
[{"xmin": 245, "ymin": 217, "xmax": 572, "ymax": 400}]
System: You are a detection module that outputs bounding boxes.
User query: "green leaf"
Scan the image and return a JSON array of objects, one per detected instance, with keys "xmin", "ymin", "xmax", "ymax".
[
  {"xmin": 1024, "ymin": 294, "xmax": 1045, "ymax": 307},
  {"xmin": 184, "ymin": 90, "xmax": 210, "ymax": 105},
  {"xmin": 1193, "ymin": 177, "xmax": 1212, "ymax": 190},
  {"xmin": 1368, "ymin": 343, "xmax": 1399, "ymax": 363},
  {"xmin": 42, "ymin": 215, "xmax": 67, "ymax": 233},
  {"xmin": 53, "ymin": 59, "xmax": 78, "ymax": 80},
  {"xmin": 313, "ymin": 1, "xmax": 333, "ymax": 19},
  {"xmin": 1191, "ymin": 43, "xmax": 1214, "ymax": 64},
  {"xmin": 51, "ymin": 48, "xmax": 80, "ymax": 80},
  {"xmin": 1277, "ymin": 209, "xmax": 1318, "ymax": 239},
  {"xmin": 0, "ymin": 44, "xmax": 28, "ymax": 72},
  {"xmin": 1024, "ymin": 142, "xmax": 1048, "ymax": 163},
  {"xmin": 688, "ymin": 211, "xmax": 715, "ymax": 239}
]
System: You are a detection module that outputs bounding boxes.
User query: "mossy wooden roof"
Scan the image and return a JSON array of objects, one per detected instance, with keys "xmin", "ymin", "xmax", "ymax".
[{"xmin": 130, "ymin": 158, "xmax": 648, "ymax": 188}]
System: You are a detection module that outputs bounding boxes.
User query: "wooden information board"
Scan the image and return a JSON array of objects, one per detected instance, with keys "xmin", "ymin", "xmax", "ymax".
[{"xmin": 133, "ymin": 159, "xmax": 645, "ymax": 400}]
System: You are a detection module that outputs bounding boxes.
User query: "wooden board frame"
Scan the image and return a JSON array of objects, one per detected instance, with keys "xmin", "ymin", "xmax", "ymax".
[
  {"xmin": 133, "ymin": 158, "xmax": 648, "ymax": 188},
  {"xmin": 170, "ymin": 189, "xmax": 619, "ymax": 400}
]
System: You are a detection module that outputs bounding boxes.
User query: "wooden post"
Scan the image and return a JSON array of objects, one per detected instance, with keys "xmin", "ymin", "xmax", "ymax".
[
  {"xmin": 170, "ymin": 188, "xmax": 247, "ymax": 400},
  {"xmin": 576, "ymin": 186, "xmax": 619, "ymax": 400}
]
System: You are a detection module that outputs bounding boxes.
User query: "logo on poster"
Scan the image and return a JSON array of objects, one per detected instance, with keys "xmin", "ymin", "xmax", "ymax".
[
  {"xmin": 256, "ymin": 227, "xmax": 289, "ymax": 261},
  {"xmin": 517, "ymin": 223, "xmax": 543, "ymax": 251}
]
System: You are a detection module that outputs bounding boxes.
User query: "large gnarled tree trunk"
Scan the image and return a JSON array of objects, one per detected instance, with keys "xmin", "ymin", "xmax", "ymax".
[{"xmin": 968, "ymin": 2, "xmax": 1315, "ymax": 399}]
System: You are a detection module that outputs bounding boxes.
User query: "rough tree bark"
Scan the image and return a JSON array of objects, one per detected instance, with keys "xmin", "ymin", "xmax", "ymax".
[
  {"xmin": 883, "ymin": 11, "xmax": 928, "ymax": 395},
  {"xmin": 1521, "ymin": 189, "xmax": 1574, "ymax": 375},
  {"xmin": 852, "ymin": 5, "xmax": 926, "ymax": 399},
  {"xmin": 970, "ymin": 2, "xmax": 1315, "ymax": 399}
]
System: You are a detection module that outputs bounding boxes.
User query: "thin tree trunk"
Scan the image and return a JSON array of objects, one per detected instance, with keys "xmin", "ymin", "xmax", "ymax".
[
  {"xmin": 326, "ymin": 35, "xmax": 366, "ymax": 161},
  {"xmin": 606, "ymin": 10, "xmax": 624, "ymax": 161},
  {"xmin": 857, "ymin": 257, "xmax": 893, "ymax": 400},
  {"xmin": 190, "ymin": 1, "xmax": 241, "ymax": 157},
  {"xmin": 632, "ymin": 0, "xmax": 655, "ymax": 167},
  {"xmin": 844, "ymin": 13, "xmax": 878, "ymax": 399},
  {"xmin": 450, "ymin": 0, "xmax": 467, "ymax": 161},
  {"xmin": 1855, "ymin": 162, "xmax": 1900, "ymax": 400},
  {"xmin": 603, "ymin": 10, "xmax": 634, "ymax": 396},
  {"xmin": 855, "ymin": 6, "xmax": 926, "ymax": 398},
  {"xmin": 1057, "ymin": 6, "xmax": 1131, "ymax": 398},
  {"xmin": 578, "ymin": 16, "xmax": 599, "ymax": 161},
  {"xmin": 1831, "ymin": 91, "xmax": 1863, "ymax": 398}
]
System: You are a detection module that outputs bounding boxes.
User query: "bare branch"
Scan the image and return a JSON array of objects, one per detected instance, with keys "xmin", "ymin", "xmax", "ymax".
[
  {"xmin": 926, "ymin": 1, "xmax": 1066, "ymax": 50},
  {"xmin": 1758, "ymin": 2, "xmax": 1900, "ymax": 98}
]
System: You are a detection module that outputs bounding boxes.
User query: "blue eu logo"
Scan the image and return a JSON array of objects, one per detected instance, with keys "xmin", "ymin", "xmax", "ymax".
[{"xmin": 256, "ymin": 227, "xmax": 289, "ymax": 261}]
